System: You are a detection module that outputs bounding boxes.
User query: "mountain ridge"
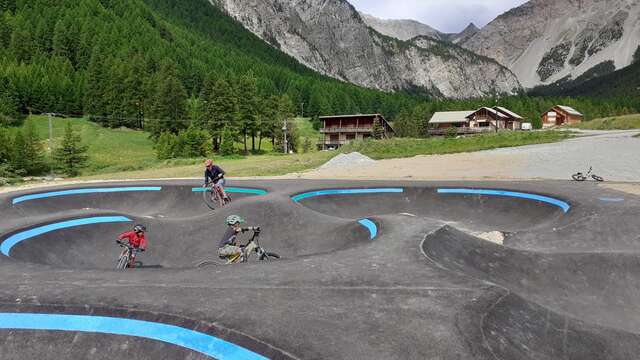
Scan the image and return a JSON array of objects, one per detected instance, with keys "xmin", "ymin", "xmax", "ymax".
[
  {"xmin": 209, "ymin": 0, "xmax": 521, "ymax": 98},
  {"xmin": 459, "ymin": 0, "xmax": 640, "ymax": 88}
]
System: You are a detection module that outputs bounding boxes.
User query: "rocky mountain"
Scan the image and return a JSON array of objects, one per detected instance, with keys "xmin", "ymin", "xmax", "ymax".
[
  {"xmin": 359, "ymin": 12, "xmax": 444, "ymax": 41},
  {"xmin": 209, "ymin": 0, "xmax": 521, "ymax": 98},
  {"xmin": 446, "ymin": 23, "xmax": 479, "ymax": 44},
  {"xmin": 459, "ymin": 0, "xmax": 640, "ymax": 88}
]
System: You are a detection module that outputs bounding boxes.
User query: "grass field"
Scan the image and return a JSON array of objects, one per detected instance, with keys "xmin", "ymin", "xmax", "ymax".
[
  {"xmin": 3, "ymin": 116, "xmax": 573, "ymax": 183},
  {"xmin": 340, "ymin": 131, "xmax": 572, "ymax": 160},
  {"xmin": 571, "ymin": 114, "xmax": 640, "ymax": 130}
]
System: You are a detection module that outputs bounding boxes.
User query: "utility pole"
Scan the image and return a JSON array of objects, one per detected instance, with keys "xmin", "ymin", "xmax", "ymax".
[
  {"xmin": 47, "ymin": 113, "xmax": 54, "ymax": 152},
  {"xmin": 282, "ymin": 118, "xmax": 288, "ymax": 154}
]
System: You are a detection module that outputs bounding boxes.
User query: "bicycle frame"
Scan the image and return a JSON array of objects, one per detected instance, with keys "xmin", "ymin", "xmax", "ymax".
[{"xmin": 117, "ymin": 241, "xmax": 141, "ymax": 269}]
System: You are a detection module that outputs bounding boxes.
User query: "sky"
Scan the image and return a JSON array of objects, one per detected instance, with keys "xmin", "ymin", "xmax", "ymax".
[{"xmin": 349, "ymin": 0, "xmax": 529, "ymax": 33}]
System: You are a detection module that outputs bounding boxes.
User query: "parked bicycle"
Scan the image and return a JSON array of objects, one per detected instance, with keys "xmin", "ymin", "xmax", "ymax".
[
  {"xmin": 202, "ymin": 183, "xmax": 231, "ymax": 210},
  {"xmin": 572, "ymin": 166, "xmax": 604, "ymax": 182},
  {"xmin": 115, "ymin": 240, "xmax": 144, "ymax": 270},
  {"xmin": 196, "ymin": 227, "xmax": 279, "ymax": 267}
]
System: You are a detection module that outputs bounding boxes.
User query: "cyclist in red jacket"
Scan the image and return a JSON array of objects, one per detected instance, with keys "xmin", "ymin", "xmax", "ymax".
[{"xmin": 116, "ymin": 224, "xmax": 147, "ymax": 268}]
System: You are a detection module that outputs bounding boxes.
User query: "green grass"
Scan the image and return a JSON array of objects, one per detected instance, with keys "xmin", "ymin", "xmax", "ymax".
[
  {"xmin": 14, "ymin": 115, "xmax": 157, "ymax": 174},
  {"xmin": 570, "ymin": 114, "xmax": 640, "ymax": 130},
  {"xmin": 341, "ymin": 131, "xmax": 572, "ymax": 160}
]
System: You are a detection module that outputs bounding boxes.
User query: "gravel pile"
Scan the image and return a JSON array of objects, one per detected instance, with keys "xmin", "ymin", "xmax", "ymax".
[{"xmin": 319, "ymin": 152, "xmax": 375, "ymax": 170}]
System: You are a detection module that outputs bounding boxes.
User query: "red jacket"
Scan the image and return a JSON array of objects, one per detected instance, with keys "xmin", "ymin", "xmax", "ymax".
[{"xmin": 118, "ymin": 231, "xmax": 147, "ymax": 249}]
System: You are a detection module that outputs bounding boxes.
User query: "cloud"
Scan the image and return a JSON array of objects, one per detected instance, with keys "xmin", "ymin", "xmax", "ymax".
[{"xmin": 349, "ymin": 0, "xmax": 528, "ymax": 33}]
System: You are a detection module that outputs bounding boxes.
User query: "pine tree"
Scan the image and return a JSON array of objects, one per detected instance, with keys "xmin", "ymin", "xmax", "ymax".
[
  {"xmin": 202, "ymin": 77, "xmax": 237, "ymax": 152},
  {"xmin": 148, "ymin": 61, "xmax": 188, "ymax": 139},
  {"xmin": 10, "ymin": 26, "xmax": 32, "ymax": 63},
  {"xmin": 53, "ymin": 121, "xmax": 88, "ymax": 177},
  {"xmin": 236, "ymin": 72, "xmax": 259, "ymax": 153},
  {"xmin": 10, "ymin": 130, "xmax": 26, "ymax": 175},
  {"xmin": 52, "ymin": 19, "xmax": 70, "ymax": 60},
  {"xmin": 0, "ymin": 12, "xmax": 11, "ymax": 49},
  {"xmin": 219, "ymin": 127, "xmax": 235, "ymax": 156},
  {"xmin": 21, "ymin": 121, "xmax": 47, "ymax": 175},
  {"xmin": 372, "ymin": 116, "xmax": 385, "ymax": 139},
  {"xmin": 0, "ymin": 126, "xmax": 12, "ymax": 164}
]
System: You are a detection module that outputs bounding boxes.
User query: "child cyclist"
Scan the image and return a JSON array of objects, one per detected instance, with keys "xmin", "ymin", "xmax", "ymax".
[
  {"xmin": 116, "ymin": 224, "xmax": 147, "ymax": 268},
  {"xmin": 217, "ymin": 215, "xmax": 259, "ymax": 262}
]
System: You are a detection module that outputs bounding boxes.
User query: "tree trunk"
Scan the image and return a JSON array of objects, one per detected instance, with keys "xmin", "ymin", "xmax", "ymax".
[
  {"xmin": 258, "ymin": 134, "xmax": 263, "ymax": 151},
  {"xmin": 243, "ymin": 131, "xmax": 248, "ymax": 154},
  {"xmin": 212, "ymin": 137, "xmax": 219, "ymax": 153},
  {"xmin": 251, "ymin": 132, "xmax": 256, "ymax": 152}
]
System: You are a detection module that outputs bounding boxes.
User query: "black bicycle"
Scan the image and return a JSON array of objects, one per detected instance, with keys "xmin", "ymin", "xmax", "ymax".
[
  {"xmin": 115, "ymin": 240, "xmax": 144, "ymax": 270},
  {"xmin": 572, "ymin": 166, "xmax": 604, "ymax": 182},
  {"xmin": 196, "ymin": 227, "xmax": 279, "ymax": 267},
  {"xmin": 202, "ymin": 183, "xmax": 232, "ymax": 210}
]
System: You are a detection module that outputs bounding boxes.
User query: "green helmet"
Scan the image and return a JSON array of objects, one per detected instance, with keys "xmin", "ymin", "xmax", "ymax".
[{"xmin": 226, "ymin": 215, "xmax": 245, "ymax": 225}]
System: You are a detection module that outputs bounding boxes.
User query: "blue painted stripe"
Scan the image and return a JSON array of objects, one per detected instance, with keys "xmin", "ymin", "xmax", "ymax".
[
  {"xmin": 0, "ymin": 313, "xmax": 267, "ymax": 360},
  {"xmin": 192, "ymin": 187, "xmax": 268, "ymax": 195},
  {"xmin": 12, "ymin": 187, "xmax": 162, "ymax": 204},
  {"xmin": 1, "ymin": 216, "xmax": 132, "ymax": 256},
  {"xmin": 292, "ymin": 188, "xmax": 404, "ymax": 202},
  {"xmin": 437, "ymin": 188, "xmax": 570, "ymax": 213},
  {"xmin": 358, "ymin": 219, "xmax": 378, "ymax": 240}
]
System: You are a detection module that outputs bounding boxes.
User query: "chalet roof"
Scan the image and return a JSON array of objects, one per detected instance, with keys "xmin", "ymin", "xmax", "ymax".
[
  {"xmin": 429, "ymin": 111, "xmax": 474, "ymax": 124},
  {"xmin": 494, "ymin": 106, "xmax": 524, "ymax": 120},
  {"xmin": 555, "ymin": 105, "xmax": 583, "ymax": 116},
  {"xmin": 469, "ymin": 107, "xmax": 508, "ymax": 119}
]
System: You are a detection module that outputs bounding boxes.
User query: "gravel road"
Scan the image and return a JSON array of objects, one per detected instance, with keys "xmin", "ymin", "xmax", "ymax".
[{"xmin": 295, "ymin": 130, "xmax": 640, "ymax": 182}]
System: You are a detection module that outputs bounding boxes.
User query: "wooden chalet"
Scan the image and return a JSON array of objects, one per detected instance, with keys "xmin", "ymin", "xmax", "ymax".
[
  {"xmin": 542, "ymin": 105, "xmax": 583, "ymax": 128},
  {"xmin": 318, "ymin": 114, "xmax": 394, "ymax": 150},
  {"xmin": 428, "ymin": 106, "xmax": 524, "ymax": 135}
]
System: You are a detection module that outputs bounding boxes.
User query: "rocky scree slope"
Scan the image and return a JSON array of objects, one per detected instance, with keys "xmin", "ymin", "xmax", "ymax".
[
  {"xmin": 459, "ymin": 0, "xmax": 640, "ymax": 88},
  {"xmin": 209, "ymin": 0, "xmax": 521, "ymax": 98}
]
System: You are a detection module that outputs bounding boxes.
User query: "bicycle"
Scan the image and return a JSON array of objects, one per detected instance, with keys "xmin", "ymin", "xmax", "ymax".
[
  {"xmin": 115, "ymin": 240, "xmax": 144, "ymax": 270},
  {"xmin": 196, "ymin": 227, "xmax": 279, "ymax": 267},
  {"xmin": 572, "ymin": 166, "xmax": 604, "ymax": 182},
  {"xmin": 202, "ymin": 182, "xmax": 232, "ymax": 210}
]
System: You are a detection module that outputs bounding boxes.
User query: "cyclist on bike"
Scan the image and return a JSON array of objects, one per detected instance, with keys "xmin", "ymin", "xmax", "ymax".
[
  {"xmin": 204, "ymin": 159, "xmax": 229, "ymax": 201},
  {"xmin": 116, "ymin": 224, "xmax": 147, "ymax": 268},
  {"xmin": 218, "ymin": 215, "xmax": 258, "ymax": 262}
]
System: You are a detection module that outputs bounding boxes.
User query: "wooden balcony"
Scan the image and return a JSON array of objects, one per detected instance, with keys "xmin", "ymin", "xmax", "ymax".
[{"xmin": 320, "ymin": 127, "xmax": 373, "ymax": 134}]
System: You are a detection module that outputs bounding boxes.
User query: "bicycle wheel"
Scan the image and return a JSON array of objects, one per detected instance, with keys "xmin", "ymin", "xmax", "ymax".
[
  {"xmin": 202, "ymin": 186, "xmax": 217, "ymax": 210},
  {"xmin": 572, "ymin": 173, "xmax": 586, "ymax": 181},
  {"xmin": 196, "ymin": 259, "xmax": 225, "ymax": 268},
  {"xmin": 259, "ymin": 252, "xmax": 280, "ymax": 261},
  {"xmin": 591, "ymin": 174, "xmax": 604, "ymax": 182},
  {"xmin": 116, "ymin": 253, "xmax": 129, "ymax": 270}
]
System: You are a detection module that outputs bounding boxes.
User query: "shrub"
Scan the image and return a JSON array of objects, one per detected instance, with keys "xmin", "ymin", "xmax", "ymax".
[
  {"xmin": 445, "ymin": 127, "xmax": 458, "ymax": 138},
  {"xmin": 155, "ymin": 132, "xmax": 179, "ymax": 160}
]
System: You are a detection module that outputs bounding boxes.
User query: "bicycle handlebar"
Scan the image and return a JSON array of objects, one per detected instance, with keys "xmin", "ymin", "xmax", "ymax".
[{"xmin": 116, "ymin": 240, "xmax": 144, "ymax": 251}]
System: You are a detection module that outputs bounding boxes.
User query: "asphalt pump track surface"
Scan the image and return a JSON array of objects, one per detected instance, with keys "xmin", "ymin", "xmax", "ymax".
[{"xmin": 0, "ymin": 180, "xmax": 639, "ymax": 359}]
